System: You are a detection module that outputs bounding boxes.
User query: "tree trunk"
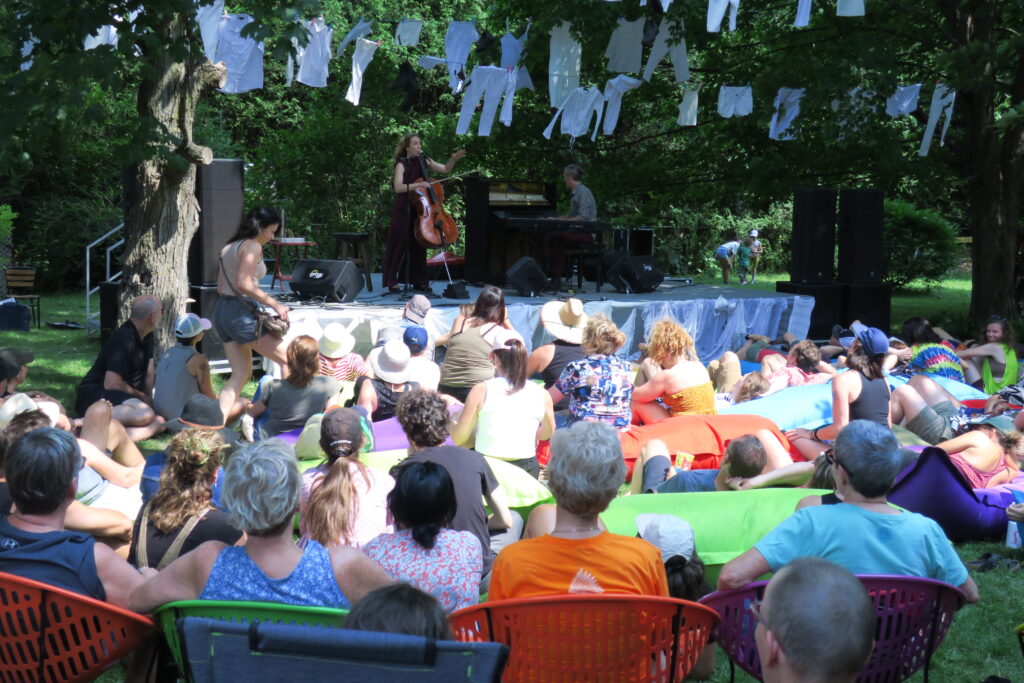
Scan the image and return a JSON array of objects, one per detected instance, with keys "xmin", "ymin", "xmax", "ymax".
[{"xmin": 120, "ymin": 14, "xmax": 224, "ymax": 351}]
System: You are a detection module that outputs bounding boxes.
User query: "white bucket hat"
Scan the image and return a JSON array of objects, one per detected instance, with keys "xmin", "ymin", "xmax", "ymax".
[
  {"xmin": 319, "ymin": 323, "xmax": 356, "ymax": 359},
  {"xmin": 367, "ymin": 340, "xmax": 411, "ymax": 384},
  {"xmin": 540, "ymin": 298, "xmax": 588, "ymax": 345}
]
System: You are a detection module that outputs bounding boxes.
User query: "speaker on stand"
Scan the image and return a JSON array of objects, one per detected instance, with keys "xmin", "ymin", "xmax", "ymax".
[
  {"xmin": 789, "ymin": 187, "xmax": 837, "ymax": 283},
  {"xmin": 190, "ymin": 159, "xmax": 245, "ymax": 286}
]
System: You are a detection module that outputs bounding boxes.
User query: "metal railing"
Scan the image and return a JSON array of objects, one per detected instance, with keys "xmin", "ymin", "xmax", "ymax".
[{"xmin": 84, "ymin": 223, "xmax": 124, "ymax": 336}]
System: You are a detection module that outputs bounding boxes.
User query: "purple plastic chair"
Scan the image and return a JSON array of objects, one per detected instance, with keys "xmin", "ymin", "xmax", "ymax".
[{"xmin": 699, "ymin": 575, "xmax": 966, "ymax": 682}]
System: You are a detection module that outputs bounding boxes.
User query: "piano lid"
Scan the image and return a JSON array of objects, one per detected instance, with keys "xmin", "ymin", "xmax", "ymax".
[{"xmin": 482, "ymin": 179, "xmax": 553, "ymax": 206}]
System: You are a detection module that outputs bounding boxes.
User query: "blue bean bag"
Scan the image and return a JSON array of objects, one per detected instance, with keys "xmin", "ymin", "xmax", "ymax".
[{"xmin": 887, "ymin": 447, "xmax": 1009, "ymax": 542}]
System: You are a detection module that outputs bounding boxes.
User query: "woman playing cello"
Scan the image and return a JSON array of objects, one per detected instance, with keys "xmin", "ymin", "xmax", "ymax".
[{"xmin": 382, "ymin": 134, "xmax": 466, "ymax": 294}]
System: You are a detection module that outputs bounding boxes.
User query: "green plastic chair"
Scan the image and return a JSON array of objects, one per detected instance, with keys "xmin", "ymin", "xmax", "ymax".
[{"xmin": 153, "ymin": 600, "xmax": 348, "ymax": 681}]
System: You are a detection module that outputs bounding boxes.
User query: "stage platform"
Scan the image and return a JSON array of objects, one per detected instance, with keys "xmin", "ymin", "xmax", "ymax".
[{"xmin": 263, "ymin": 273, "xmax": 813, "ymax": 363}]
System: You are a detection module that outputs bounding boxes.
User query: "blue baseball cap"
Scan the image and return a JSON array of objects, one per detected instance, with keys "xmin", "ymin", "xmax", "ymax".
[
  {"xmin": 855, "ymin": 325, "xmax": 890, "ymax": 356},
  {"xmin": 402, "ymin": 326, "xmax": 428, "ymax": 354}
]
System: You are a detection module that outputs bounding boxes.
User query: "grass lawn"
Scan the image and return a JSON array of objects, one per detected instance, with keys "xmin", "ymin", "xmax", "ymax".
[{"xmin": 7, "ymin": 285, "xmax": 1024, "ymax": 681}]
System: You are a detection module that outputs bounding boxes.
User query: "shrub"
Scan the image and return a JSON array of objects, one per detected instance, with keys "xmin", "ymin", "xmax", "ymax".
[{"xmin": 883, "ymin": 199, "xmax": 961, "ymax": 289}]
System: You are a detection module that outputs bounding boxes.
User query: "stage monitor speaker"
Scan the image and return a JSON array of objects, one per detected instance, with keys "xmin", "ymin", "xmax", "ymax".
[
  {"xmin": 838, "ymin": 189, "xmax": 885, "ymax": 284},
  {"xmin": 790, "ymin": 187, "xmax": 837, "ymax": 283},
  {"xmin": 775, "ymin": 281, "xmax": 843, "ymax": 340},
  {"xmin": 505, "ymin": 256, "xmax": 547, "ymax": 297},
  {"xmin": 842, "ymin": 282, "xmax": 891, "ymax": 333},
  {"xmin": 289, "ymin": 259, "xmax": 364, "ymax": 303},
  {"xmin": 607, "ymin": 255, "xmax": 665, "ymax": 294},
  {"xmin": 99, "ymin": 280, "xmax": 123, "ymax": 344},
  {"xmin": 189, "ymin": 285, "xmax": 226, "ymax": 362},
  {"xmin": 190, "ymin": 159, "xmax": 245, "ymax": 286}
]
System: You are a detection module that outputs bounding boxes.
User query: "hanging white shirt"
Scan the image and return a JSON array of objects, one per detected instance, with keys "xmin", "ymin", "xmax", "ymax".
[
  {"xmin": 456, "ymin": 66, "xmax": 517, "ymax": 136},
  {"xmin": 216, "ymin": 14, "xmax": 264, "ymax": 94},
  {"xmin": 605, "ymin": 17, "xmax": 644, "ymax": 74},
  {"xmin": 20, "ymin": 37, "xmax": 36, "ymax": 71},
  {"xmin": 195, "ymin": 0, "xmax": 224, "ymax": 61},
  {"xmin": 708, "ymin": 0, "xmax": 740, "ymax": 32},
  {"xmin": 543, "ymin": 87, "xmax": 605, "ymax": 143},
  {"xmin": 445, "ymin": 21, "xmax": 479, "ymax": 93},
  {"xmin": 549, "ymin": 22, "xmax": 581, "ymax": 108},
  {"xmin": 297, "ymin": 18, "xmax": 333, "ymax": 88},
  {"xmin": 919, "ymin": 84, "xmax": 956, "ymax": 157},
  {"xmin": 285, "ymin": 19, "xmax": 300, "ymax": 87},
  {"xmin": 84, "ymin": 24, "xmax": 119, "ymax": 50},
  {"xmin": 885, "ymin": 84, "xmax": 921, "ymax": 118},
  {"xmin": 395, "ymin": 19, "xmax": 423, "ymax": 47},
  {"xmin": 336, "ymin": 19, "xmax": 372, "ymax": 56},
  {"xmin": 837, "ymin": 0, "xmax": 865, "ymax": 17},
  {"xmin": 642, "ymin": 19, "xmax": 689, "ymax": 83},
  {"xmin": 345, "ymin": 38, "xmax": 379, "ymax": 106},
  {"xmin": 718, "ymin": 85, "xmax": 753, "ymax": 117},
  {"xmin": 794, "ymin": 0, "xmax": 813, "ymax": 27},
  {"xmin": 501, "ymin": 25, "xmax": 534, "ymax": 91},
  {"xmin": 603, "ymin": 75, "xmax": 643, "ymax": 135},
  {"xmin": 677, "ymin": 90, "xmax": 699, "ymax": 126},
  {"xmin": 769, "ymin": 87, "xmax": 805, "ymax": 140}
]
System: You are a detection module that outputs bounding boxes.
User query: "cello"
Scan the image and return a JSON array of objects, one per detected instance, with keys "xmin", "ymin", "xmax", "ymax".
[{"xmin": 411, "ymin": 156, "xmax": 460, "ymax": 250}]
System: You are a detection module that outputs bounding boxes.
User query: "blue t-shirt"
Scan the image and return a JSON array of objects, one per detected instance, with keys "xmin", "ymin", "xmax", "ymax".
[{"xmin": 755, "ymin": 504, "xmax": 968, "ymax": 587}]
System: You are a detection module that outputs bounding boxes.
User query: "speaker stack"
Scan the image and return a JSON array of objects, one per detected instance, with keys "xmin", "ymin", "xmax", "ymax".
[
  {"xmin": 289, "ymin": 259, "xmax": 365, "ymax": 303},
  {"xmin": 190, "ymin": 159, "xmax": 245, "ymax": 287},
  {"xmin": 777, "ymin": 187, "xmax": 889, "ymax": 338},
  {"xmin": 505, "ymin": 256, "xmax": 547, "ymax": 297}
]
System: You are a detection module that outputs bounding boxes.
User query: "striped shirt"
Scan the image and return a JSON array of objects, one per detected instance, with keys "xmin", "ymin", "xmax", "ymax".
[{"xmin": 318, "ymin": 352, "xmax": 370, "ymax": 382}]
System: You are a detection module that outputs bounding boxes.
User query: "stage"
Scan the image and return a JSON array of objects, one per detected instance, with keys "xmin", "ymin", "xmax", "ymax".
[{"xmin": 260, "ymin": 273, "xmax": 814, "ymax": 363}]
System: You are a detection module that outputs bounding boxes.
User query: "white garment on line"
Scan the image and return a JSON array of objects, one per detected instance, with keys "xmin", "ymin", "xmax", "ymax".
[
  {"xmin": 456, "ymin": 65, "xmax": 516, "ymax": 136},
  {"xmin": 500, "ymin": 25, "xmax": 534, "ymax": 91},
  {"xmin": 345, "ymin": 38, "xmax": 379, "ymax": 106},
  {"xmin": 795, "ymin": 0, "xmax": 814, "ymax": 27},
  {"xmin": 195, "ymin": 0, "xmax": 224, "ymax": 61},
  {"xmin": 297, "ymin": 18, "xmax": 333, "ymax": 88},
  {"xmin": 549, "ymin": 22, "xmax": 581, "ymax": 108},
  {"xmin": 285, "ymin": 19, "xmax": 300, "ymax": 87},
  {"xmin": 677, "ymin": 90, "xmax": 699, "ymax": 126},
  {"xmin": 20, "ymin": 37, "xmax": 36, "ymax": 71},
  {"xmin": 885, "ymin": 83, "xmax": 921, "ymax": 118},
  {"xmin": 216, "ymin": 14, "xmax": 264, "ymax": 94},
  {"xmin": 919, "ymin": 84, "xmax": 956, "ymax": 157},
  {"xmin": 718, "ymin": 85, "xmax": 753, "ymax": 117},
  {"xmin": 769, "ymin": 87, "xmax": 805, "ymax": 140},
  {"xmin": 837, "ymin": 0, "xmax": 865, "ymax": 17},
  {"xmin": 84, "ymin": 24, "xmax": 119, "ymax": 50},
  {"xmin": 543, "ymin": 87, "xmax": 605, "ymax": 143},
  {"xmin": 605, "ymin": 17, "xmax": 645, "ymax": 74},
  {"xmin": 642, "ymin": 19, "xmax": 689, "ymax": 83},
  {"xmin": 445, "ymin": 21, "xmax": 479, "ymax": 93},
  {"xmin": 708, "ymin": 0, "xmax": 740, "ymax": 32},
  {"xmin": 395, "ymin": 19, "xmax": 423, "ymax": 47},
  {"xmin": 603, "ymin": 75, "xmax": 643, "ymax": 135},
  {"xmin": 336, "ymin": 19, "xmax": 372, "ymax": 56}
]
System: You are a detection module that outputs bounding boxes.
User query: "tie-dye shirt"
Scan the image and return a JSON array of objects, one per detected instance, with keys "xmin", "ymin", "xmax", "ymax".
[{"xmin": 907, "ymin": 343, "xmax": 966, "ymax": 383}]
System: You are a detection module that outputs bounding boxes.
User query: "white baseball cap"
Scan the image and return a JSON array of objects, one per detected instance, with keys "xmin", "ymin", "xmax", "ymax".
[{"xmin": 636, "ymin": 514, "xmax": 695, "ymax": 563}]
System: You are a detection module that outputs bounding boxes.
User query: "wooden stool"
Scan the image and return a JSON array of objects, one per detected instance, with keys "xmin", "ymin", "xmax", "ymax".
[{"xmin": 331, "ymin": 232, "xmax": 373, "ymax": 292}]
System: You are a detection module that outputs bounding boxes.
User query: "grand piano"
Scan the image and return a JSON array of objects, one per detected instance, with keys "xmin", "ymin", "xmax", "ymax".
[{"xmin": 464, "ymin": 177, "xmax": 611, "ymax": 285}]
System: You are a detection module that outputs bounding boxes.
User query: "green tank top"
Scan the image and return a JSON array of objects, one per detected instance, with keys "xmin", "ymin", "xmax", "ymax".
[{"xmin": 440, "ymin": 323, "xmax": 498, "ymax": 388}]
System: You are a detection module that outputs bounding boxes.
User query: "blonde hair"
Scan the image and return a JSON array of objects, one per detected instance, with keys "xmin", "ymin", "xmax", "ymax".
[
  {"xmin": 392, "ymin": 133, "xmax": 420, "ymax": 164},
  {"xmin": 648, "ymin": 320, "xmax": 695, "ymax": 363},
  {"xmin": 582, "ymin": 314, "xmax": 626, "ymax": 355},
  {"xmin": 149, "ymin": 430, "xmax": 226, "ymax": 533},
  {"xmin": 303, "ymin": 409, "xmax": 370, "ymax": 547},
  {"xmin": 734, "ymin": 372, "xmax": 770, "ymax": 404}
]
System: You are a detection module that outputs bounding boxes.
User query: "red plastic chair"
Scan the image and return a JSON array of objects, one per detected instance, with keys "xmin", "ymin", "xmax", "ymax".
[
  {"xmin": 0, "ymin": 571, "xmax": 156, "ymax": 683},
  {"xmin": 699, "ymin": 574, "xmax": 966, "ymax": 683},
  {"xmin": 449, "ymin": 594, "xmax": 719, "ymax": 682}
]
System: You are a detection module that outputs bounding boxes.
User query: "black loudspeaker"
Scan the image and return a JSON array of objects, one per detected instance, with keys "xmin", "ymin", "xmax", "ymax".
[
  {"xmin": 189, "ymin": 286, "xmax": 226, "ymax": 362},
  {"xmin": 607, "ymin": 255, "xmax": 665, "ymax": 294},
  {"xmin": 99, "ymin": 280, "xmax": 123, "ymax": 344},
  {"xmin": 842, "ymin": 283, "xmax": 891, "ymax": 334},
  {"xmin": 790, "ymin": 187, "xmax": 837, "ymax": 283},
  {"xmin": 189, "ymin": 159, "xmax": 245, "ymax": 286},
  {"xmin": 775, "ymin": 281, "xmax": 843, "ymax": 340},
  {"xmin": 289, "ymin": 259, "xmax": 364, "ymax": 303},
  {"xmin": 505, "ymin": 257, "xmax": 547, "ymax": 297},
  {"xmin": 629, "ymin": 228, "xmax": 654, "ymax": 256},
  {"xmin": 838, "ymin": 189, "xmax": 885, "ymax": 284}
]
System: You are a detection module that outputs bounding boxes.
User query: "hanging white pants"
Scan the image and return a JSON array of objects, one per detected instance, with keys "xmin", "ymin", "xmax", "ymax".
[
  {"xmin": 769, "ymin": 87, "xmax": 805, "ymax": 140},
  {"xmin": 918, "ymin": 84, "xmax": 956, "ymax": 157},
  {"xmin": 794, "ymin": 0, "xmax": 813, "ymax": 27},
  {"xmin": 336, "ymin": 19, "xmax": 372, "ymax": 56},
  {"xmin": 718, "ymin": 85, "xmax": 753, "ymax": 117},
  {"xmin": 195, "ymin": 0, "xmax": 225, "ymax": 61},
  {"xmin": 395, "ymin": 19, "xmax": 422, "ymax": 47},
  {"xmin": 501, "ymin": 25, "xmax": 534, "ymax": 91},
  {"xmin": 642, "ymin": 19, "xmax": 689, "ymax": 83},
  {"xmin": 708, "ymin": 0, "xmax": 740, "ymax": 32},
  {"xmin": 297, "ymin": 19, "xmax": 333, "ymax": 88},
  {"xmin": 445, "ymin": 21, "xmax": 479, "ymax": 93},
  {"xmin": 456, "ymin": 66, "xmax": 516, "ymax": 136},
  {"xmin": 885, "ymin": 84, "xmax": 921, "ymax": 117},
  {"xmin": 677, "ymin": 90, "xmax": 699, "ymax": 126},
  {"xmin": 605, "ymin": 17, "xmax": 645, "ymax": 73},
  {"xmin": 602, "ymin": 75, "xmax": 643, "ymax": 135},
  {"xmin": 549, "ymin": 22, "xmax": 581, "ymax": 108},
  {"xmin": 543, "ymin": 87, "xmax": 605, "ymax": 143},
  {"xmin": 345, "ymin": 38, "xmax": 379, "ymax": 106},
  {"xmin": 837, "ymin": 0, "xmax": 865, "ymax": 17}
]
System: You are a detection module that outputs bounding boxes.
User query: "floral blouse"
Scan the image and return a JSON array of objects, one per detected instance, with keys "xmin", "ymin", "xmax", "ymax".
[{"xmin": 555, "ymin": 354, "xmax": 635, "ymax": 429}]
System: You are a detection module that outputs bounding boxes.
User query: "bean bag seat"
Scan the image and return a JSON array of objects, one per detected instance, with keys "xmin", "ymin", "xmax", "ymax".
[
  {"xmin": 484, "ymin": 456, "xmax": 554, "ymax": 514},
  {"xmin": 272, "ymin": 428, "xmax": 302, "ymax": 447},
  {"xmin": 601, "ymin": 489, "xmax": 827, "ymax": 581},
  {"xmin": 618, "ymin": 413, "xmax": 800, "ymax": 480},
  {"xmin": 369, "ymin": 405, "xmax": 459, "ymax": 452},
  {"xmin": 975, "ymin": 473, "xmax": 1024, "ymax": 509},
  {"xmin": 720, "ymin": 382, "xmax": 835, "ymax": 431},
  {"xmin": 887, "ymin": 446, "xmax": 1009, "ymax": 542}
]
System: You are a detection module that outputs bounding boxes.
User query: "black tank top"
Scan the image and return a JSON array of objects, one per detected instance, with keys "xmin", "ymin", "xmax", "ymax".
[
  {"xmin": 821, "ymin": 492, "xmax": 841, "ymax": 505},
  {"xmin": 541, "ymin": 340, "xmax": 585, "ymax": 411},
  {"xmin": 848, "ymin": 371, "xmax": 890, "ymax": 427}
]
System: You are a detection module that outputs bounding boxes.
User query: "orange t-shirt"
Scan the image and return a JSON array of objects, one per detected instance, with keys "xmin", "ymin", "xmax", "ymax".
[{"xmin": 488, "ymin": 532, "xmax": 669, "ymax": 602}]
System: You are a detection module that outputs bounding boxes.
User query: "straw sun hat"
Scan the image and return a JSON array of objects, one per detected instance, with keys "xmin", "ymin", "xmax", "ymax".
[{"xmin": 540, "ymin": 298, "xmax": 588, "ymax": 345}]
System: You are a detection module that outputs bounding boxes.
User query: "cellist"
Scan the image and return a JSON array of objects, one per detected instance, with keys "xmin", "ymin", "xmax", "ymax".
[{"xmin": 382, "ymin": 133, "xmax": 466, "ymax": 294}]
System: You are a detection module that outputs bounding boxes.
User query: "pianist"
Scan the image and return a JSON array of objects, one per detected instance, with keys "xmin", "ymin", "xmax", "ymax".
[{"xmin": 548, "ymin": 164, "xmax": 598, "ymax": 287}]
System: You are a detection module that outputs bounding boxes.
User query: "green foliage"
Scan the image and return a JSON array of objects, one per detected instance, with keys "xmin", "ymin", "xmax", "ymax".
[
  {"xmin": 0, "ymin": 204, "xmax": 17, "ymax": 242},
  {"xmin": 883, "ymin": 199, "xmax": 961, "ymax": 290}
]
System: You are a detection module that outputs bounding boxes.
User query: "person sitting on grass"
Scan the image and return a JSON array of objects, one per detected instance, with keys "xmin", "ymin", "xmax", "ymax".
[
  {"xmin": 718, "ymin": 420, "xmax": 979, "ymax": 604},
  {"xmin": 898, "ymin": 316, "xmax": 966, "ymax": 383},
  {"xmin": 958, "ymin": 315, "xmax": 1018, "ymax": 393},
  {"xmin": 631, "ymin": 320, "xmax": 716, "ymax": 423},
  {"xmin": 317, "ymin": 322, "xmax": 370, "ymax": 382},
  {"xmin": 153, "ymin": 313, "xmax": 219, "ymax": 422},
  {"xmin": 0, "ymin": 347, "xmax": 33, "ymax": 398}
]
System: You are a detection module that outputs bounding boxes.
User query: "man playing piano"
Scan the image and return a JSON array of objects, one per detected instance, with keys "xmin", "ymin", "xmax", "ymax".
[{"xmin": 548, "ymin": 164, "xmax": 598, "ymax": 289}]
